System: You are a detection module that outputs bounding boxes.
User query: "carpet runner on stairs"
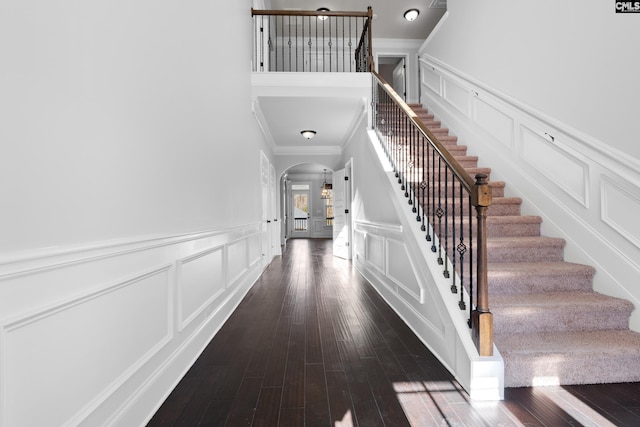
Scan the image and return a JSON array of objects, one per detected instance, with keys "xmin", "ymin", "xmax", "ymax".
[{"xmin": 407, "ymin": 103, "xmax": 640, "ymax": 388}]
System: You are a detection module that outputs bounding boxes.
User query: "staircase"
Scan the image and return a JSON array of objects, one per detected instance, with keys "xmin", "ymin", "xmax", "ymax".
[{"xmin": 408, "ymin": 103, "xmax": 640, "ymax": 388}]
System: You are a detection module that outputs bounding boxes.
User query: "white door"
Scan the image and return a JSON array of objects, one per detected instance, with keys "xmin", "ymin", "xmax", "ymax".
[
  {"xmin": 260, "ymin": 152, "xmax": 271, "ymax": 266},
  {"xmin": 269, "ymin": 164, "xmax": 281, "ymax": 256},
  {"xmin": 392, "ymin": 57, "xmax": 406, "ymax": 101},
  {"xmin": 332, "ymin": 168, "xmax": 348, "ymax": 259}
]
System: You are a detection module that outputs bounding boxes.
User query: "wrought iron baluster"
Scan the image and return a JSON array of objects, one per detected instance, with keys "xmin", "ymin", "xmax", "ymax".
[
  {"xmin": 322, "ymin": 13, "xmax": 326, "ymax": 72},
  {"xmin": 468, "ymin": 195, "xmax": 474, "ymax": 327},
  {"xmin": 328, "ymin": 16, "xmax": 332, "ymax": 71},
  {"xmin": 419, "ymin": 132, "xmax": 426, "ymax": 228},
  {"xmin": 288, "ymin": 16, "xmax": 292, "ymax": 71},
  {"xmin": 457, "ymin": 184, "xmax": 467, "ymax": 310},
  {"xmin": 436, "ymin": 158, "xmax": 444, "ymax": 260},
  {"xmin": 430, "ymin": 144, "xmax": 436, "ymax": 250},
  {"xmin": 443, "ymin": 166, "xmax": 450, "ymax": 277}
]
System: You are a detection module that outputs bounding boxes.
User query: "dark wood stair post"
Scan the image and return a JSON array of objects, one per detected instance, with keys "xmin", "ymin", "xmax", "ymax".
[{"xmin": 472, "ymin": 173, "xmax": 494, "ymax": 356}]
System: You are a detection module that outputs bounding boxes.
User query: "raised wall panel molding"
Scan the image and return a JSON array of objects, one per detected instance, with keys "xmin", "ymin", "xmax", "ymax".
[
  {"xmin": 519, "ymin": 125, "xmax": 590, "ymax": 208},
  {"xmin": 177, "ymin": 246, "xmax": 225, "ymax": 331},
  {"xmin": 472, "ymin": 95, "xmax": 515, "ymax": 149},
  {"xmin": 366, "ymin": 233, "xmax": 386, "ymax": 273},
  {"xmin": 226, "ymin": 238, "xmax": 249, "ymax": 288},
  {"xmin": 601, "ymin": 175, "xmax": 640, "ymax": 251},
  {"xmin": 1, "ymin": 265, "xmax": 172, "ymax": 427},
  {"xmin": 420, "ymin": 63, "xmax": 442, "ymax": 97},
  {"xmin": 443, "ymin": 76, "xmax": 471, "ymax": 117},
  {"xmin": 386, "ymin": 238, "xmax": 424, "ymax": 303}
]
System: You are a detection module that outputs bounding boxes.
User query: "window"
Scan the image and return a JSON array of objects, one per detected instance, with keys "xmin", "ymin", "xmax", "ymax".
[{"xmin": 325, "ymin": 191, "xmax": 333, "ymax": 226}]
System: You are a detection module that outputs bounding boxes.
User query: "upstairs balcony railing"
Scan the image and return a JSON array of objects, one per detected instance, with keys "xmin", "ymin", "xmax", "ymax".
[
  {"xmin": 372, "ymin": 72, "xmax": 494, "ymax": 357},
  {"xmin": 251, "ymin": 8, "xmax": 373, "ymax": 72}
]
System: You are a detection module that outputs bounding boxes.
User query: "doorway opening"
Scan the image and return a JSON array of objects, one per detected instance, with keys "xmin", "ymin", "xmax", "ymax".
[
  {"xmin": 377, "ymin": 56, "xmax": 407, "ymax": 101},
  {"xmin": 280, "ymin": 162, "xmax": 351, "ymax": 260}
]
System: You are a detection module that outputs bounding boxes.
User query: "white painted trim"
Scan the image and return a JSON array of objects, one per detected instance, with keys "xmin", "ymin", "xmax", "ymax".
[{"xmin": 0, "ymin": 224, "xmax": 261, "ymax": 279}]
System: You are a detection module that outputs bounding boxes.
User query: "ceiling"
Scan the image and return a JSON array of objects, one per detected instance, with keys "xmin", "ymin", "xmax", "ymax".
[
  {"xmin": 257, "ymin": 1, "xmax": 447, "ymax": 175},
  {"xmin": 268, "ymin": 0, "xmax": 447, "ymax": 40}
]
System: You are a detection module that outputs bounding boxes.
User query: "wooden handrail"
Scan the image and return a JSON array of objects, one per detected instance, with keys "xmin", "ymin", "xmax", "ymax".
[
  {"xmin": 251, "ymin": 9, "xmax": 370, "ymax": 18},
  {"xmin": 372, "ymin": 71, "xmax": 493, "ymax": 357},
  {"xmin": 372, "ymin": 71, "xmax": 475, "ymax": 193}
]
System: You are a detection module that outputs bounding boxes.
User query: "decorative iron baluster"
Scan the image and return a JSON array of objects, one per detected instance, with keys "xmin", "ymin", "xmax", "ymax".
[
  {"xmin": 287, "ymin": 16, "xmax": 292, "ymax": 71},
  {"xmin": 443, "ymin": 166, "xmax": 450, "ymax": 278},
  {"xmin": 419, "ymin": 131, "xmax": 426, "ymax": 227},
  {"xmin": 430, "ymin": 145, "xmax": 437, "ymax": 251},
  {"xmin": 328, "ymin": 16, "xmax": 332, "ymax": 71},
  {"xmin": 468, "ymin": 194, "xmax": 474, "ymax": 327},
  {"xmin": 457, "ymin": 184, "xmax": 467, "ymax": 310}
]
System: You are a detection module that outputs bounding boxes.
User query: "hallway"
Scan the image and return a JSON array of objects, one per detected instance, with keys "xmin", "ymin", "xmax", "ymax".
[{"xmin": 147, "ymin": 239, "xmax": 640, "ymax": 426}]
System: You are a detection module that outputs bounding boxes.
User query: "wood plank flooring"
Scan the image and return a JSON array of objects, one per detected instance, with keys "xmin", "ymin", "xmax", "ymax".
[{"xmin": 147, "ymin": 238, "xmax": 640, "ymax": 426}]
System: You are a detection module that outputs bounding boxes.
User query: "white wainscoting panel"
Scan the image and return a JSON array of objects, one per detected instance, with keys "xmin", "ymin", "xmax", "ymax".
[
  {"xmin": 227, "ymin": 238, "xmax": 248, "ymax": 287},
  {"xmin": 421, "ymin": 65, "xmax": 442, "ymax": 96},
  {"xmin": 386, "ymin": 238, "xmax": 423, "ymax": 303},
  {"xmin": 354, "ymin": 231, "xmax": 366, "ymax": 261},
  {"xmin": 443, "ymin": 76, "xmax": 470, "ymax": 117},
  {"xmin": 177, "ymin": 246, "xmax": 225, "ymax": 330},
  {"xmin": 366, "ymin": 233, "xmax": 385, "ymax": 273},
  {"xmin": 520, "ymin": 125, "xmax": 589, "ymax": 207},
  {"xmin": 248, "ymin": 233, "xmax": 262, "ymax": 267},
  {"xmin": 473, "ymin": 96, "xmax": 514, "ymax": 149},
  {"xmin": 2, "ymin": 266, "xmax": 171, "ymax": 427},
  {"xmin": 0, "ymin": 224, "xmax": 265, "ymax": 427},
  {"xmin": 601, "ymin": 175, "xmax": 640, "ymax": 249}
]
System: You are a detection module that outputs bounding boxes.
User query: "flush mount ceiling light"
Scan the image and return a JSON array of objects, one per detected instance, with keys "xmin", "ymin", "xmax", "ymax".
[
  {"xmin": 301, "ymin": 130, "xmax": 316, "ymax": 140},
  {"xmin": 317, "ymin": 7, "xmax": 330, "ymax": 20},
  {"xmin": 404, "ymin": 9, "xmax": 420, "ymax": 21}
]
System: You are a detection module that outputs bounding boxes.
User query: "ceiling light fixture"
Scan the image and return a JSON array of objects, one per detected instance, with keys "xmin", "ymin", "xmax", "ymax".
[
  {"xmin": 317, "ymin": 7, "xmax": 330, "ymax": 20},
  {"xmin": 301, "ymin": 130, "xmax": 316, "ymax": 140},
  {"xmin": 404, "ymin": 9, "xmax": 420, "ymax": 21}
]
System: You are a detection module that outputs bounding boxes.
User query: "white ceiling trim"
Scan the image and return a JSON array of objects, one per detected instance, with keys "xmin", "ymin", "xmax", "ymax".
[
  {"xmin": 274, "ymin": 145, "xmax": 342, "ymax": 156},
  {"xmin": 252, "ymin": 98, "xmax": 277, "ymax": 152}
]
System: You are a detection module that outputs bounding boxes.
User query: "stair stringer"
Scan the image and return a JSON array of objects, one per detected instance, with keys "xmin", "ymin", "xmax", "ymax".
[{"xmin": 353, "ymin": 129, "xmax": 504, "ymax": 401}]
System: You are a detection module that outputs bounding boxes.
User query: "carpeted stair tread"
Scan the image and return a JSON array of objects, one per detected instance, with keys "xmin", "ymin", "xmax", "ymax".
[
  {"xmin": 497, "ymin": 330, "xmax": 640, "ymax": 387},
  {"xmin": 488, "ymin": 261, "xmax": 595, "ymax": 293},
  {"xmin": 443, "ymin": 215, "xmax": 541, "ymax": 238},
  {"xmin": 492, "ymin": 291, "xmax": 633, "ymax": 334},
  {"xmin": 486, "ymin": 236, "xmax": 565, "ymax": 262},
  {"xmin": 486, "ymin": 215, "xmax": 541, "ymax": 237}
]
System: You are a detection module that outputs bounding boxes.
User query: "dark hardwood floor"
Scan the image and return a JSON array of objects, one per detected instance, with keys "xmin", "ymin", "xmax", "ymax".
[{"xmin": 147, "ymin": 239, "xmax": 640, "ymax": 426}]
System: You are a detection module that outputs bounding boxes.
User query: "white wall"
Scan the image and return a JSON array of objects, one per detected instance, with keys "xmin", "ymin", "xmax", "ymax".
[
  {"xmin": 0, "ymin": 1, "xmax": 272, "ymax": 425},
  {"xmin": 419, "ymin": 1, "xmax": 640, "ymax": 329},
  {"xmin": 421, "ymin": 0, "xmax": 640, "ymax": 160}
]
